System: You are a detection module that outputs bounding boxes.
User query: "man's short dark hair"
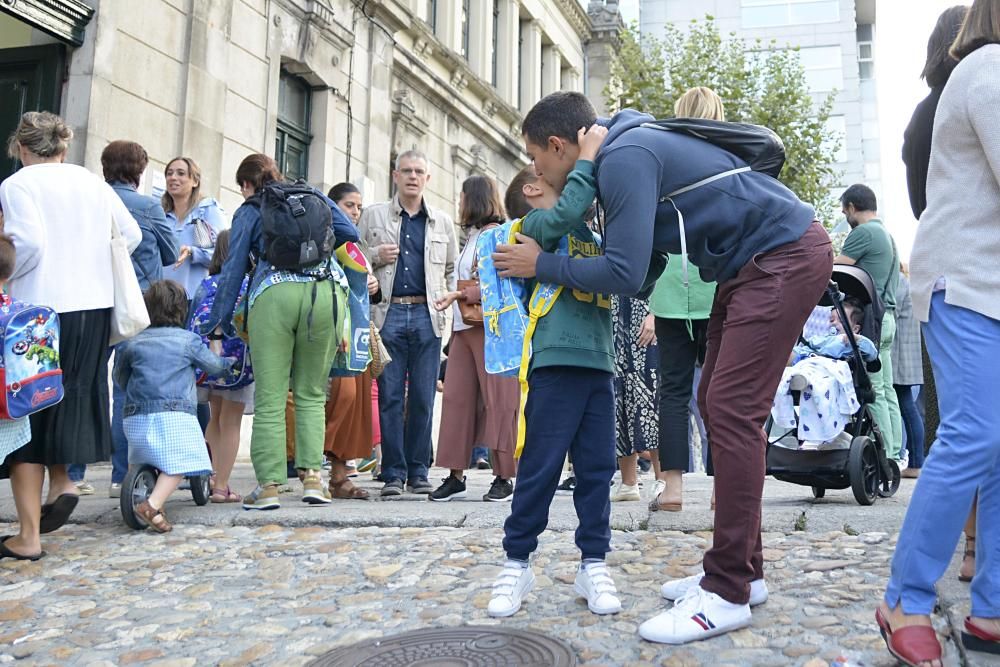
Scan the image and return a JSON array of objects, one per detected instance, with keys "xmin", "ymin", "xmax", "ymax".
[
  {"xmin": 840, "ymin": 184, "xmax": 878, "ymax": 213},
  {"xmin": 0, "ymin": 234, "xmax": 16, "ymax": 282},
  {"xmin": 521, "ymin": 92, "xmax": 597, "ymax": 147},
  {"xmin": 504, "ymin": 166, "xmax": 536, "ymax": 219}
]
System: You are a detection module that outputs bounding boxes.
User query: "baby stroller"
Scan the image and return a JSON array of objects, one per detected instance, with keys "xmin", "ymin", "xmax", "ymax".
[
  {"xmin": 120, "ymin": 466, "xmax": 212, "ymax": 530},
  {"xmin": 765, "ymin": 265, "xmax": 901, "ymax": 505}
]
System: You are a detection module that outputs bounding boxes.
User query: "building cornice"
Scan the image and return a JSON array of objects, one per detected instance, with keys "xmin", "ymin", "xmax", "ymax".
[
  {"xmin": 0, "ymin": 0, "xmax": 94, "ymax": 46},
  {"xmin": 553, "ymin": 0, "xmax": 593, "ymax": 41}
]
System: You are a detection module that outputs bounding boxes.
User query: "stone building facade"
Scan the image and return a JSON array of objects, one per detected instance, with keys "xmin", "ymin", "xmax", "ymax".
[{"xmin": 0, "ymin": 0, "xmax": 623, "ymax": 217}]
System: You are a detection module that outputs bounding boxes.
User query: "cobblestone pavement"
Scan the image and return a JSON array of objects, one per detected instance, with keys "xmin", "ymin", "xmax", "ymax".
[{"xmin": 0, "ymin": 468, "xmax": 993, "ymax": 666}]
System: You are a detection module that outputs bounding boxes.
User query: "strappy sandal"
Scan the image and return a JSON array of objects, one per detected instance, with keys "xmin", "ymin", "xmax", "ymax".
[
  {"xmin": 959, "ymin": 536, "xmax": 976, "ymax": 583},
  {"xmin": 648, "ymin": 493, "xmax": 682, "ymax": 512},
  {"xmin": 209, "ymin": 485, "xmax": 241, "ymax": 503},
  {"xmin": 135, "ymin": 501, "xmax": 173, "ymax": 533},
  {"xmin": 328, "ymin": 478, "xmax": 370, "ymax": 500},
  {"xmin": 875, "ymin": 606, "xmax": 942, "ymax": 667}
]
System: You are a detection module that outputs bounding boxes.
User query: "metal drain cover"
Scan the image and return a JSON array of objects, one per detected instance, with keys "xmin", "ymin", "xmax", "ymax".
[{"xmin": 308, "ymin": 626, "xmax": 577, "ymax": 667}]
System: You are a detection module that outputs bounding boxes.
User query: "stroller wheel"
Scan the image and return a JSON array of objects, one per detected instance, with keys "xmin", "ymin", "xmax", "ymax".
[
  {"xmin": 120, "ymin": 464, "xmax": 158, "ymax": 530},
  {"xmin": 190, "ymin": 474, "xmax": 212, "ymax": 506},
  {"xmin": 849, "ymin": 436, "xmax": 879, "ymax": 505},
  {"xmin": 811, "ymin": 486, "xmax": 826, "ymax": 499},
  {"xmin": 878, "ymin": 459, "xmax": 901, "ymax": 498}
]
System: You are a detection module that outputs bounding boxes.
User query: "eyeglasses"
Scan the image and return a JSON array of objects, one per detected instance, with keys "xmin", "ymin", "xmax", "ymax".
[{"xmin": 398, "ymin": 168, "xmax": 427, "ymax": 177}]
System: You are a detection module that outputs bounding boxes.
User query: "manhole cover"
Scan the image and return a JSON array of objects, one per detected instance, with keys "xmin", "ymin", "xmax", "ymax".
[{"xmin": 308, "ymin": 626, "xmax": 577, "ymax": 667}]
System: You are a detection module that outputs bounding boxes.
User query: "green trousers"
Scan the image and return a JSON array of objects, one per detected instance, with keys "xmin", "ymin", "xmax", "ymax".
[
  {"xmin": 870, "ymin": 311, "xmax": 903, "ymax": 460},
  {"xmin": 247, "ymin": 280, "xmax": 342, "ymax": 485}
]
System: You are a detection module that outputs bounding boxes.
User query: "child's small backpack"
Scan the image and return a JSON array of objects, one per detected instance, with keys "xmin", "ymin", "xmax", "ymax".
[
  {"xmin": 189, "ymin": 276, "xmax": 254, "ymax": 389},
  {"xmin": 0, "ymin": 296, "xmax": 63, "ymax": 418}
]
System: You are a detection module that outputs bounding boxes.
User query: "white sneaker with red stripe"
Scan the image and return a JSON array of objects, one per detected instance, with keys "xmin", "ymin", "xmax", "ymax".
[
  {"xmin": 660, "ymin": 571, "xmax": 769, "ymax": 606},
  {"xmin": 639, "ymin": 586, "xmax": 751, "ymax": 644}
]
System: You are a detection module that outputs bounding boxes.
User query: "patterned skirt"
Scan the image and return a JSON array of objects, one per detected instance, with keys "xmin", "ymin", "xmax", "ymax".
[
  {"xmin": 124, "ymin": 412, "xmax": 212, "ymax": 477},
  {"xmin": 611, "ymin": 296, "xmax": 659, "ymax": 457}
]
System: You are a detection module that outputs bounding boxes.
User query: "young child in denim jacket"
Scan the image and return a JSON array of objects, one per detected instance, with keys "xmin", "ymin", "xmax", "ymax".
[
  {"xmin": 488, "ymin": 126, "xmax": 624, "ymax": 618},
  {"xmin": 114, "ymin": 280, "xmax": 232, "ymax": 533}
]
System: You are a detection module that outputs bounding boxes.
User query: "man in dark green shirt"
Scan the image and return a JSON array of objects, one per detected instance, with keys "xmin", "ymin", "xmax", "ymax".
[{"xmin": 835, "ymin": 184, "xmax": 903, "ymax": 462}]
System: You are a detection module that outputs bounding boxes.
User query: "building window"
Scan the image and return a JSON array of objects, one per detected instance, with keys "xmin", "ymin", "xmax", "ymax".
[
  {"xmin": 427, "ymin": 0, "xmax": 437, "ymax": 32},
  {"xmin": 857, "ymin": 24, "xmax": 874, "ymax": 80},
  {"xmin": 798, "ymin": 45, "xmax": 843, "ymax": 92},
  {"xmin": 460, "ymin": 0, "xmax": 471, "ymax": 59},
  {"xmin": 741, "ymin": 0, "xmax": 839, "ymax": 29},
  {"xmin": 275, "ymin": 70, "xmax": 312, "ymax": 182},
  {"xmin": 491, "ymin": 0, "xmax": 500, "ymax": 86},
  {"xmin": 824, "ymin": 115, "xmax": 848, "ymax": 164}
]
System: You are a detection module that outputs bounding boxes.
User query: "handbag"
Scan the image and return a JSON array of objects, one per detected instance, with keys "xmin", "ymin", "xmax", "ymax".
[
  {"xmin": 456, "ymin": 278, "xmax": 483, "ymax": 326},
  {"xmin": 109, "ymin": 217, "xmax": 150, "ymax": 346},
  {"xmin": 369, "ymin": 321, "xmax": 391, "ymax": 378},
  {"xmin": 191, "ymin": 218, "xmax": 217, "ymax": 249}
]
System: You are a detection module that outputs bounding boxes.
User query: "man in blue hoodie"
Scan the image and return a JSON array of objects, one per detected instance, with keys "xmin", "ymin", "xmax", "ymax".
[{"xmin": 494, "ymin": 91, "xmax": 833, "ymax": 644}]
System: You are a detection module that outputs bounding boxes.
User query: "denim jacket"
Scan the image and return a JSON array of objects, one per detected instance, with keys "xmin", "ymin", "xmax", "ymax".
[
  {"xmin": 111, "ymin": 181, "xmax": 178, "ymax": 291},
  {"xmin": 200, "ymin": 189, "xmax": 359, "ymax": 336},
  {"xmin": 162, "ymin": 198, "xmax": 225, "ymax": 297},
  {"xmin": 113, "ymin": 327, "xmax": 233, "ymax": 416}
]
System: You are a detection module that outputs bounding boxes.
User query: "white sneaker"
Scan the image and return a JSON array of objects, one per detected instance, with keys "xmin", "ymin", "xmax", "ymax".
[
  {"xmin": 610, "ymin": 481, "xmax": 641, "ymax": 502},
  {"xmin": 660, "ymin": 571, "xmax": 768, "ymax": 607},
  {"xmin": 639, "ymin": 586, "xmax": 751, "ymax": 644},
  {"xmin": 574, "ymin": 561, "xmax": 622, "ymax": 615},
  {"xmin": 488, "ymin": 561, "xmax": 535, "ymax": 618},
  {"xmin": 108, "ymin": 483, "xmax": 122, "ymax": 499},
  {"xmin": 651, "ymin": 479, "xmax": 666, "ymax": 500}
]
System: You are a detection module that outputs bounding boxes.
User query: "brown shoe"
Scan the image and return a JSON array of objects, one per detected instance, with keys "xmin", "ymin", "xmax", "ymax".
[
  {"xmin": 135, "ymin": 501, "xmax": 173, "ymax": 533},
  {"xmin": 901, "ymin": 468, "xmax": 921, "ymax": 479}
]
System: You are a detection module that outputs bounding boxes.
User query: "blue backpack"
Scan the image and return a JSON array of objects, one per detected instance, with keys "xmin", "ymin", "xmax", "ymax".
[
  {"xmin": 189, "ymin": 276, "xmax": 254, "ymax": 389},
  {"xmin": 329, "ymin": 242, "xmax": 370, "ymax": 377},
  {"xmin": 0, "ymin": 296, "xmax": 63, "ymax": 419}
]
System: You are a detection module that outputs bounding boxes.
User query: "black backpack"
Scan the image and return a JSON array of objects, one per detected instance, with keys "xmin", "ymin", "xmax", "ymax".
[
  {"xmin": 642, "ymin": 118, "xmax": 787, "ymax": 178},
  {"xmin": 257, "ymin": 181, "xmax": 334, "ymax": 271}
]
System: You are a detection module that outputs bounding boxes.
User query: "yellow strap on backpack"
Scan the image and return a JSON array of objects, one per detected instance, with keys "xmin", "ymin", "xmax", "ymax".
[{"xmin": 512, "ymin": 218, "xmax": 564, "ymax": 459}]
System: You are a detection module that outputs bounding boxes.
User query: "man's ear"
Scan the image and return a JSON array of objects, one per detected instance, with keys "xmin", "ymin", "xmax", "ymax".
[{"xmin": 548, "ymin": 135, "xmax": 565, "ymax": 157}]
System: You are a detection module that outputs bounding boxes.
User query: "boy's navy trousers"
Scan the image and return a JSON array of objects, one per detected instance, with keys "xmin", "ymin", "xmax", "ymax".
[{"xmin": 502, "ymin": 366, "xmax": 616, "ymax": 562}]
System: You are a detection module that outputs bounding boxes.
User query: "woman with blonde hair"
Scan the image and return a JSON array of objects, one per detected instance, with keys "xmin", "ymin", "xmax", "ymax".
[
  {"xmin": 0, "ymin": 111, "xmax": 141, "ymax": 558},
  {"xmin": 646, "ymin": 86, "xmax": 720, "ymax": 513},
  {"xmin": 430, "ymin": 175, "xmax": 518, "ymax": 502}
]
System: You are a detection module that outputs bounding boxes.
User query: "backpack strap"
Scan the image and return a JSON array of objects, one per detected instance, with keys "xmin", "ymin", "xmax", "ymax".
[{"xmin": 514, "ymin": 281, "xmax": 564, "ymax": 459}]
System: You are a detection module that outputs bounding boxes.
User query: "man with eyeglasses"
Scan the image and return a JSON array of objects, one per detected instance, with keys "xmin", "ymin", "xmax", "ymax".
[{"xmin": 359, "ymin": 150, "xmax": 457, "ymax": 497}]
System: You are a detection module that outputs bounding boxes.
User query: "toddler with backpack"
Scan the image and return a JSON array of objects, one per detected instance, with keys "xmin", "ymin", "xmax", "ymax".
[
  {"xmin": 484, "ymin": 125, "xmax": 625, "ymax": 619},
  {"xmin": 115, "ymin": 280, "xmax": 233, "ymax": 532},
  {"xmin": 188, "ymin": 229, "xmax": 253, "ymax": 503}
]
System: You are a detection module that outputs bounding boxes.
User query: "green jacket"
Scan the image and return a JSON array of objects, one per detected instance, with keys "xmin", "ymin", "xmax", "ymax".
[
  {"xmin": 648, "ymin": 255, "xmax": 716, "ymax": 326},
  {"xmin": 520, "ymin": 160, "xmax": 614, "ymax": 375}
]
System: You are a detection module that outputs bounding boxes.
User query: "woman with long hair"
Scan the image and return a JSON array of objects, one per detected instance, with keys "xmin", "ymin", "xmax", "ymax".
[
  {"xmin": 430, "ymin": 175, "xmax": 518, "ymax": 502},
  {"xmin": 878, "ymin": 2, "xmax": 1000, "ymax": 663}
]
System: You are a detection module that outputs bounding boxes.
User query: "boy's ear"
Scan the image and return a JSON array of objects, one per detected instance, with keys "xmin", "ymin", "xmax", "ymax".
[{"xmin": 522, "ymin": 182, "xmax": 542, "ymax": 197}]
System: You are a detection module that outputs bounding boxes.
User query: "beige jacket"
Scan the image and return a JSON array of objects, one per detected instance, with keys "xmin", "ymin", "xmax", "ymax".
[{"xmin": 359, "ymin": 195, "xmax": 457, "ymax": 337}]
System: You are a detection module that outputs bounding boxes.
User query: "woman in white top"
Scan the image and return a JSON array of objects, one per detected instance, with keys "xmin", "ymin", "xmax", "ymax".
[
  {"xmin": 431, "ymin": 176, "xmax": 518, "ymax": 502},
  {"xmin": 878, "ymin": 3, "xmax": 1000, "ymax": 664},
  {"xmin": 0, "ymin": 112, "xmax": 141, "ymax": 559}
]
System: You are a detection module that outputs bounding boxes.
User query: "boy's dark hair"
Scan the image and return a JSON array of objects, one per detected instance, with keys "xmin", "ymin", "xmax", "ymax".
[
  {"xmin": 841, "ymin": 296, "xmax": 866, "ymax": 331},
  {"xmin": 101, "ymin": 140, "xmax": 149, "ymax": 188},
  {"xmin": 208, "ymin": 228, "xmax": 231, "ymax": 276},
  {"xmin": 922, "ymin": 6, "xmax": 969, "ymax": 87},
  {"xmin": 840, "ymin": 184, "xmax": 878, "ymax": 212},
  {"xmin": 0, "ymin": 234, "xmax": 16, "ymax": 282},
  {"xmin": 504, "ymin": 166, "xmax": 536, "ymax": 219},
  {"xmin": 144, "ymin": 280, "xmax": 189, "ymax": 328},
  {"xmin": 521, "ymin": 92, "xmax": 597, "ymax": 147}
]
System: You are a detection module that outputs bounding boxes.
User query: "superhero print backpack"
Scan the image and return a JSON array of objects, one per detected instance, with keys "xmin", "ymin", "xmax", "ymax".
[{"xmin": 0, "ymin": 295, "xmax": 64, "ymax": 419}]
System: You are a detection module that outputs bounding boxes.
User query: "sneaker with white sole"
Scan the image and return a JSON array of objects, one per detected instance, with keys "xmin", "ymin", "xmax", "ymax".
[
  {"xmin": 574, "ymin": 561, "xmax": 622, "ymax": 615},
  {"xmin": 243, "ymin": 484, "xmax": 281, "ymax": 510},
  {"xmin": 639, "ymin": 585, "xmax": 751, "ymax": 644},
  {"xmin": 108, "ymin": 483, "xmax": 122, "ymax": 499},
  {"xmin": 302, "ymin": 471, "xmax": 331, "ymax": 505},
  {"xmin": 610, "ymin": 481, "xmax": 641, "ymax": 502},
  {"xmin": 74, "ymin": 481, "xmax": 95, "ymax": 495},
  {"xmin": 660, "ymin": 571, "xmax": 768, "ymax": 607},
  {"xmin": 651, "ymin": 479, "xmax": 666, "ymax": 500},
  {"xmin": 488, "ymin": 561, "xmax": 535, "ymax": 618}
]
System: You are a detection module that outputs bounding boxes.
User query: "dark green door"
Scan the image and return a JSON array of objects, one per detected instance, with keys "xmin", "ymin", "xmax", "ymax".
[{"xmin": 0, "ymin": 45, "xmax": 64, "ymax": 181}]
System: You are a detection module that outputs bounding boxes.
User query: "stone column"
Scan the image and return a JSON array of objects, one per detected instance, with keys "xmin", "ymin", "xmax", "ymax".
[
  {"xmin": 467, "ymin": 0, "xmax": 492, "ymax": 80},
  {"xmin": 586, "ymin": 1, "xmax": 624, "ymax": 116},
  {"xmin": 437, "ymin": 0, "xmax": 462, "ymax": 54},
  {"xmin": 496, "ymin": 0, "xmax": 518, "ymax": 103},
  {"xmin": 519, "ymin": 19, "xmax": 542, "ymax": 113},
  {"xmin": 541, "ymin": 45, "xmax": 562, "ymax": 96},
  {"xmin": 562, "ymin": 67, "xmax": 582, "ymax": 93}
]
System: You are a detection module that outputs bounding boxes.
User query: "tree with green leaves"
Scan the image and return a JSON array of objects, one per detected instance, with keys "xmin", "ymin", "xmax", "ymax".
[{"xmin": 604, "ymin": 17, "xmax": 843, "ymax": 226}]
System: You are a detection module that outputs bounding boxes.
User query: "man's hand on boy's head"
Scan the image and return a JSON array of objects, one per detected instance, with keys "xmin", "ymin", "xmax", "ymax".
[
  {"xmin": 493, "ymin": 234, "xmax": 542, "ymax": 279},
  {"xmin": 578, "ymin": 124, "xmax": 609, "ymax": 163}
]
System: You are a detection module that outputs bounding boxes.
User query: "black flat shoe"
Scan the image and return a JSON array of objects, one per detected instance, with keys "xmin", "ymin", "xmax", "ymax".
[
  {"xmin": 0, "ymin": 537, "xmax": 45, "ymax": 561},
  {"xmin": 39, "ymin": 493, "xmax": 78, "ymax": 534}
]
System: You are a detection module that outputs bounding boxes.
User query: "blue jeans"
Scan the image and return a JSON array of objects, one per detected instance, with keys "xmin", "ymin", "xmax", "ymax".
[
  {"xmin": 503, "ymin": 367, "xmax": 615, "ymax": 562},
  {"xmin": 70, "ymin": 347, "xmax": 129, "ymax": 484},
  {"xmin": 376, "ymin": 303, "xmax": 441, "ymax": 483},
  {"xmin": 895, "ymin": 384, "xmax": 925, "ymax": 469},
  {"xmin": 885, "ymin": 292, "xmax": 1000, "ymax": 617}
]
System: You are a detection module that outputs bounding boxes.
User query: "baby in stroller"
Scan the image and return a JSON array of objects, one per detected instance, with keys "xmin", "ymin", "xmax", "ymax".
[{"xmin": 773, "ymin": 296, "xmax": 879, "ymax": 451}]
